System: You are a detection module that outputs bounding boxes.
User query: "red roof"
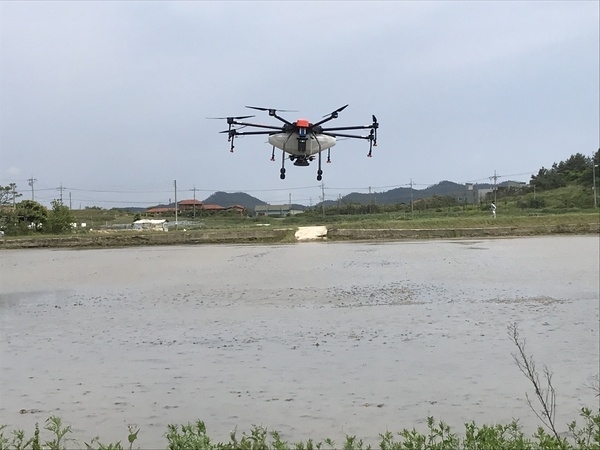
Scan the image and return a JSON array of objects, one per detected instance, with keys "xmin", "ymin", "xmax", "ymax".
[
  {"xmin": 146, "ymin": 207, "xmax": 176, "ymax": 213},
  {"xmin": 179, "ymin": 199, "xmax": 202, "ymax": 206},
  {"xmin": 201, "ymin": 204, "xmax": 225, "ymax": 210}
]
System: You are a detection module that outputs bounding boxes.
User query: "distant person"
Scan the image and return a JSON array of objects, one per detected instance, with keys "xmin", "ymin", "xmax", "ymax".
[{"xmin": 490, "ymin": 201, "xmax": 497, "ymax": 218}]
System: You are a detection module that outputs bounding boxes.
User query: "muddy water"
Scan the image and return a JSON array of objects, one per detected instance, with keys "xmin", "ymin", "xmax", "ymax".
[{"xmin": 1, "ymin": 236, "xmax": 598, "ymax": 447}]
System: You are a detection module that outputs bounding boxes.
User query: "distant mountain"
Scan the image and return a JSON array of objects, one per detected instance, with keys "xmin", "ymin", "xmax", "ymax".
[
  {"xmin": 146, "ymin": 180, "xmax": 518, "ymax": 211},
  {"xmin": 202, "ymin": 191, "xmax": 268, "ymax": 209},
  {"xmin": 317, "ymin": 180, "xmax": 511, "ymax": 207}
]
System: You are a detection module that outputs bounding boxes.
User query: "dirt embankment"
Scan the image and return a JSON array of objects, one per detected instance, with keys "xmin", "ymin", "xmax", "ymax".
[{"xmin": 0, "ymin": 222, "xmax": 598, "ymax": 249}]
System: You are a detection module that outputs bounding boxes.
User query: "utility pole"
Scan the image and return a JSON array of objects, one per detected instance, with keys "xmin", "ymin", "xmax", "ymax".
[
  {"xmin": 490, "ymin": 170, "xmax": 499, "ymax": 203},
  {"xmin": 321, "ymin": 182, "xmax": 325, "ymax": 218},
  {"xmin": 190, "ymin": 185, "xmax": 199, "ymax": 219},
  {"xmin": 27, "ymin": 177, "xmax": 37, "ymax": 200},
  {"xmin": 593, "ymin": 151, "xmax": 598, "ymax": 209},
  {"xmin": 174, "ymin": 180, "xmax": 178, "ymax": 229},
  {"xmin": 69, "ymin": 192, "xmax": 72, "ymax": 210},
  {"xmin": 410, "ymin": 178, "xmax": 414, "ymax": 218},
  {"xmin": 58, "ymin": 183, "xmax": 65, "ymax": 205}
]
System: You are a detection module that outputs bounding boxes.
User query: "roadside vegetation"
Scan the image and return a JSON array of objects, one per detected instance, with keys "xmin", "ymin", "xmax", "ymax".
[{"xmin": 1, "ymin": 324, "xmax": 598, "ymax": 449}]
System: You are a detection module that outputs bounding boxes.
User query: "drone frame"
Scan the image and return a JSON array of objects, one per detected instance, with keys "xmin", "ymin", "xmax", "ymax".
[{"xmin": 217, "ymin": 105, "xmax": 378, "ymax": 181}]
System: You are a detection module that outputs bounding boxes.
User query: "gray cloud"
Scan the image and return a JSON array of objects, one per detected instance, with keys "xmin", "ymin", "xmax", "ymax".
[{"xmin": 1, "ymin": 1, "xmax": 598, "ymax": 207}]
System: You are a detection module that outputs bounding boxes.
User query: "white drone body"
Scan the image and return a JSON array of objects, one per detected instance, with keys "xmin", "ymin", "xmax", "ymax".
[
  {"xmin": 216, "ymin": 105, "xmax": 378, "ymax": 181},
  {"xmin": 268, "ymin": 133, "xmax": 336, "ymax": 156}
]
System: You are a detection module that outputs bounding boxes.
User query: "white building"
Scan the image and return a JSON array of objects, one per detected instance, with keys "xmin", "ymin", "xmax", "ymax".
[{"xmin": 133, "ymin": 219, "xmax": 168, "ymax": 231}]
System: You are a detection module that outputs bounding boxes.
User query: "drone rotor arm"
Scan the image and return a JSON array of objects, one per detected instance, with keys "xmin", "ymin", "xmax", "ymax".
[
  {"xmin": 320, "ymin": 124, "xmax": 373, "ymax": 132},
  {"xmin": 225, "ymin": 130, "xmax": 279, "ymax": 137},
  {"xmin": 226, "ymin": 119, "xmax": 283, "ymax": 130},
  {"xmin": 321, "ymin": 132, "xmax": 372, "ymax": 140},
  {"xmin": 321, "ymin": 131, "xmax": 376, "ymax": 157}
]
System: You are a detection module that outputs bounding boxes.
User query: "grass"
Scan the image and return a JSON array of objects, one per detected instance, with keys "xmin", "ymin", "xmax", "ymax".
[
  {"xmin": 1, "ymin": 410, "xmax": 598, "ymax": 450},
  {"xmin": 70, "ymin": 208, "xmax": 598, "ymax": 231},
  {"xmin": 1, "ymin": 210, "xmax": 596, "ymax": 249}
]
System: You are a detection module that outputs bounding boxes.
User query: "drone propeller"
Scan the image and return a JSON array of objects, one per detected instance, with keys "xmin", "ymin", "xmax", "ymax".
[
  {"xmin": 218, "ymin": 125, "xmax": 248, "ymax": 134},
  {"xmin": 206, "ymin": 115, "xmax": 255, "ymax": 120},
  {"xmin": 322, "ymin": 104, "xmax": 349, "ymax": 118},
  {"xmin": 310, "ymin": 104, "xmax": 349, "ymax": 129},
  {"xmin": 245, "ymin": 106, "xmax": 297, "ymax": 113},
  {"xmin": 245, "ymin": 106, "xmax": 296, "ymax": 127}
]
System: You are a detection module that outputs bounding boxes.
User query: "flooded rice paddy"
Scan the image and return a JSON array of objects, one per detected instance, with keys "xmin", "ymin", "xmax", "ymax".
[{"xmin": 1, "ymin": 236, "xmax": 599, "ymax": 447}]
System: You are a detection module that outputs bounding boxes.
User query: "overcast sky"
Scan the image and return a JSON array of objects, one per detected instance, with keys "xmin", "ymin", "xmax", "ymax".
[{"xmin": 1, "ymin": 1, "xmax": 598, "ymax": 208}]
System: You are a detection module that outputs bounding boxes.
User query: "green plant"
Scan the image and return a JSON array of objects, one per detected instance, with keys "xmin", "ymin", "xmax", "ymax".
[
  {"xmin": 43, "ymin": 417, "xmax": 72, "ymax": 450},
  {"xmin": 508, "ymin": 323, "xmax": 562, "ymax": 440},
  {"xmin": 85, "ymin": 424, "xmax": 139, "ymax": 450}
]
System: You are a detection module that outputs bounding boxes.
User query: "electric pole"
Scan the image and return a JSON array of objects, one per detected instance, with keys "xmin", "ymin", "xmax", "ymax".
[
  {"xmin": 174, "ymin": 180, "xmax": 178, "ymax": 229},
  {"xmin": 321, "ymin": 182, "xmax": 325, "ymax": 218},
  {"xmin": 190, "ymin": 185, "xmax": 199, "ymax": 219},
  {"xmin": 410, "ymin": 178, "xmax": 414, "ymax": 217},
  {"xmin": 593, "ymin": 151, "xmax": 598, "ymax": 209},
  {"xmin": 490, "ymin": 170, "xmax": 499, "ymax": 203},
  {"xmin": 58, "ymin": 183, "xmax": 65, "ymax": 205},
  {"xmin": 27, "ymin": 177, "xmax": 37, "ymax": 200}
]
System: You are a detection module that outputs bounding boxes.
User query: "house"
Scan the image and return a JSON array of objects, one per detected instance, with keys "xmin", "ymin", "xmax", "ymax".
[
  {"xmin": 201, "ymin": 204, "xmax": 225, "ymax": 212},
  {"xmin": 226, "ymin": 205, "xmax": 247, "ymax": 215},
  {"xmin": 178, "ymin": 199, "xmax": 203, "ymax": 212},
  {"xmin": 254, "ymin": 204, "xmax": 303, "ymax": 216},
  {"xmin": 146, "ymin": 207, "xmax": 177, "ymax": 215}
]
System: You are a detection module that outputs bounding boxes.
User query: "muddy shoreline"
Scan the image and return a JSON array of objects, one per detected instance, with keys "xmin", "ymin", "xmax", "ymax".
[{"xmin": 1, "ymin": 222, "xmax": 598, "ymax": 249}]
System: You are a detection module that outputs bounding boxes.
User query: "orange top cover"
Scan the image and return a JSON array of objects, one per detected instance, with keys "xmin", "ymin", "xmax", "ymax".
[{"xmin": 296, "ymin": 119, "xmax": 309, "ymax": 128}]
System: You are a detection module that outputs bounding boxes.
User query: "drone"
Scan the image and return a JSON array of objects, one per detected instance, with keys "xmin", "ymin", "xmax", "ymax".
[{"xmin": 213, "ymin": 105, "xmax": 378, "ymax": 181}]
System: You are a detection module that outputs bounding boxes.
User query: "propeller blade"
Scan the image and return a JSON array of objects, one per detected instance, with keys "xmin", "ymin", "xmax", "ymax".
[
  {"xmin": 322, "ymin": 104, "xmax": 349, "ymax": 118},
  {"xmin": 219, "ymin": 126, "xmax": 247, "ymax": 133},
  {"xmin": 207, "ymin": 115, "xmax": 255, "ymax": 120},
  {"xmin": 245, "ymin": 106, "xmax": 297, "ymax": 112}
]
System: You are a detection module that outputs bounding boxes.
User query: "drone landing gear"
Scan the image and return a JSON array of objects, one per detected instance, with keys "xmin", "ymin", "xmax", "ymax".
[
  {"xmin": 280, "ymin": 150, "xmax": 286, "ymax": 179},
  {"xmin": 317, "ymin": 148, "xmax": 323, "ymax": 181}
]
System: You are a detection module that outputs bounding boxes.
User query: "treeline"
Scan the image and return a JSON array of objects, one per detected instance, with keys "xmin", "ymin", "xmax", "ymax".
[
  {"xmin": 0, "ymin": 198, "xmax": 76, "ymax": 236},
  {"xmin": 530, "ymin": 151, "xmax": 599, "ymax": 191},
  {"xmin": 304, "ymin": 194, "xmax": 462, "ymax": 216}
]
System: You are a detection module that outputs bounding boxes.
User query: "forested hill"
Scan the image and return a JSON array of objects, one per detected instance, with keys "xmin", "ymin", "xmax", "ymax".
[{"xmin": 202, "ymin": 191, "xmax": 267, "ymax": 209}]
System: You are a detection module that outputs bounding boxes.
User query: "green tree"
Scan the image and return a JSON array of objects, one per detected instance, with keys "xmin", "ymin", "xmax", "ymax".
[
  {"xmin": 0, "ymin": 183, "xmax": 21, "ymax": 207},
  {"xmin": 530, "ymin": 152, "xmax": 599, "ymax": 191},
  {"xmin": 47, "ymin": 200, "xmax": 76, "ymax": 234},
  {"xmin": 10, "ymin": 200, "xmax": 48, "ymax": 234}
]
